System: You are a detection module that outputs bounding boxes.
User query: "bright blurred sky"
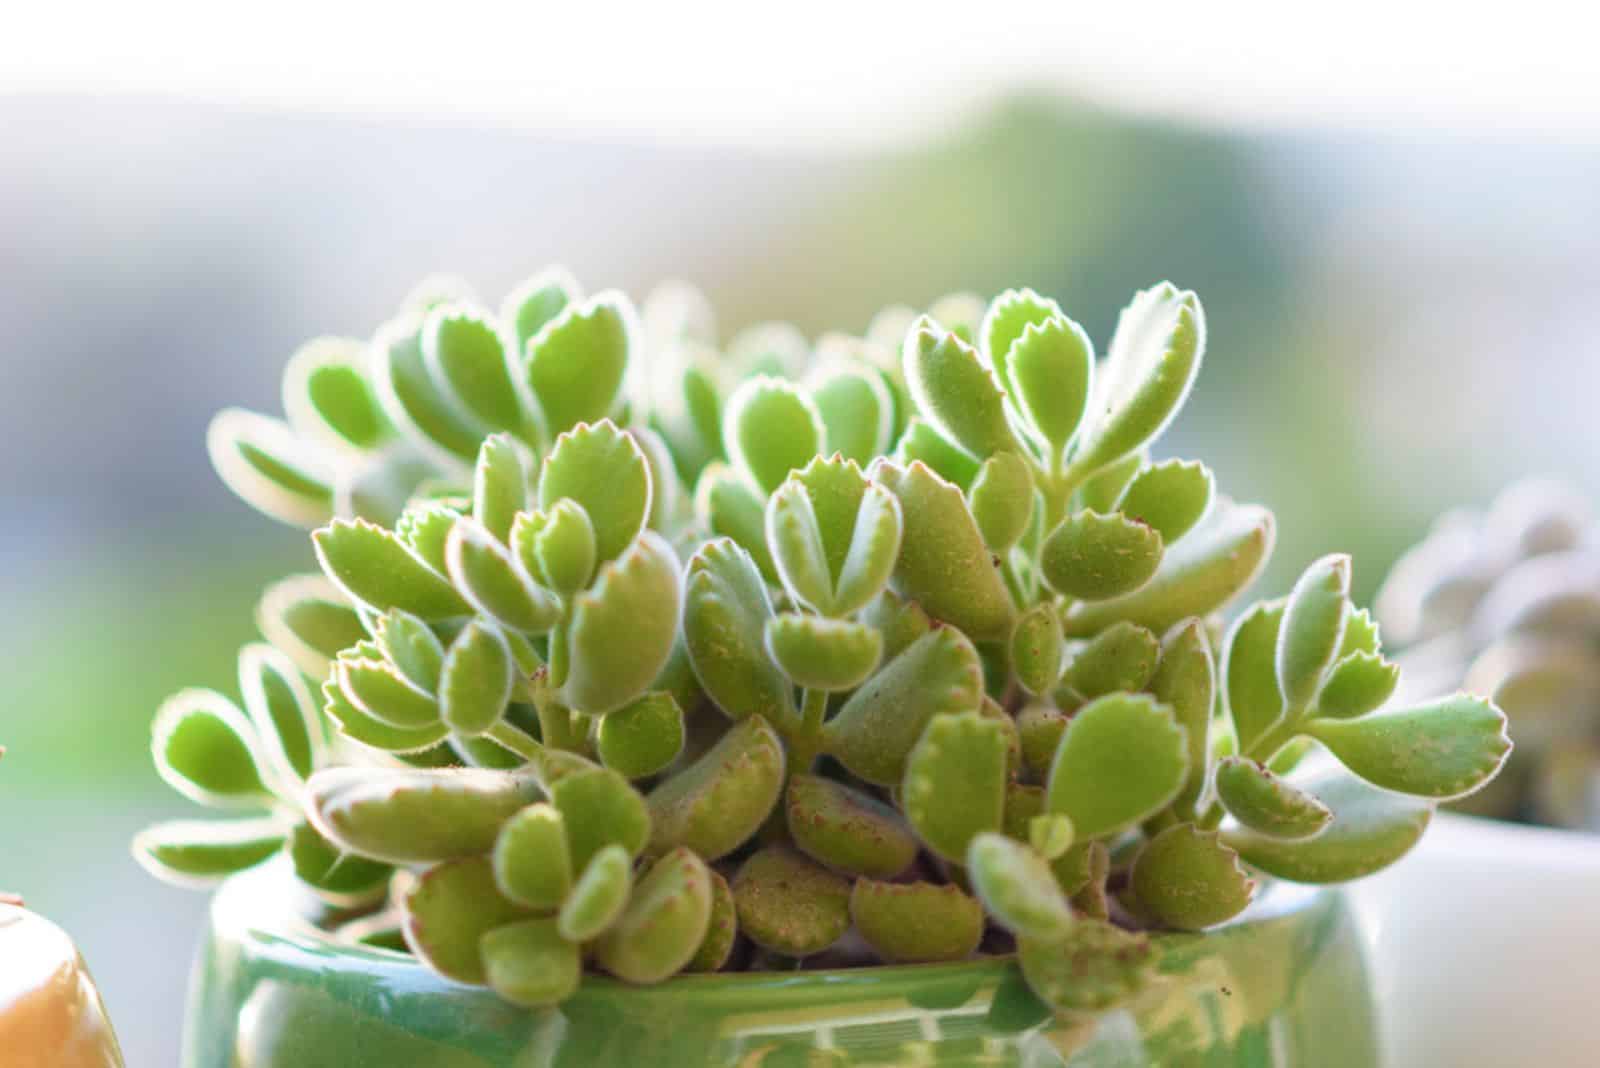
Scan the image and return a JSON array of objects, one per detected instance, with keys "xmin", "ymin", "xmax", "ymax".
[{"xmin": 4, "ymin": 0, "xmax": 1598, "ymax": 147}]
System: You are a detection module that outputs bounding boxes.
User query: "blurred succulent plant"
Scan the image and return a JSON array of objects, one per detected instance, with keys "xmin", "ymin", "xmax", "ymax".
[
  {"xmin": 138, "ymin": 272, "xmax": 1511, "ymax": 1014},
  {"xmin": 1377, "ymin": 478, "xmax": 1599, "ymax": 827}
]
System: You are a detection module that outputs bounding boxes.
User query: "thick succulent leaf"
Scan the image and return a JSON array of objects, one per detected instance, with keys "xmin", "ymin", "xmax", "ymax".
[
  {"xmin": 538, "ymin": 420, "xmax": 651, "ymax": 564},
  {"xmin": 374, "ymin": 609, "xmax": 445, "ymax": 692},
  {"xmin": 524, "ymin": 292, "xmax": 633, "ymax": 437},
  {"xmin": 1017, "ymin": 703, "xmax": 1069, "ymax": 780},
  {"xmin": 1223, "ymin": 766, "xmax": 1433, "ymax": 883},
  {"xmin": 492, "ymin": 802, "xmax": 573, "ymax": 910},
  {"xmin": 561, "ymin": 531, "xmax": 682, "ymax": 714},
  {"xmin": 1223, "ymin": 599, "xmax": 1287, "ymax": 754},
  {"xmin": 132, "ymin": 818, "xmax": 286, "ymax": 887},
  {"xmin": 1005, "ymin": 316, "xmax": 1093, "ymax": 456},
  {"xmin": 683, "ymin": 539, "xmax": 794, "ymax": 724},
  {"xmin": 152, "ymin": 690, "xmax": 273, "ymax": 808},
  {"xmin": 282, "ymin": 336, "xmax": 392, "ymax": 451},
  {"xmin": 980, "ymin": 287, "xmax": 1062, "ymax": 381},
  {"xmin": 731, "ymin": 847, "xmax": 852, "ymax": 957},
  {"xmin": 1062, "ymin": 503, "xmax": 1274, "ymax": 637},
  {"xmin": 1307, "ymin": 695, "xmax": 1512, "ymax": 799},
  {"xmin": 850, "ymin": 880, "xmax": 984, "ymax": 964},
  {"xmin": 860, "ymin": 589, "xmax": 933, "ymax": 663},
  {"xmin": 1149, "ymin": 621, "xmax": 1216, "ymax": 815},
  {"xmin": 1340, "ymin": 607, "xmax": 1382, "ymax": 658},
  {"xmin": 967, "ymin": 451, "xmax": 1035, "ymax": 553},
  {"xmin": 1213, "ymin": 756, "xmax": 1332, "ymax": 840},
  {"xmin": 307, "ymin": 765, "xmax": 541, "ymax": 864},
  {"xmin": 1017, "ymin": 922, "xmax": 1155, "ymax": 1014},
  {"xmin": 423, "ymin": 306, "xmax": 526, "ymax": 435},
  {"xmin": 647, "ymin": 715, "xmax": 785, "ymax": 860},
  {"xmin": 685, "ymin": 870, "xmax": 738, "ymax": 973},
  {"xmin": 238, "ymin": 643, "xmax": 322, "ymax": 785},
  {"xmin": 764, "ymin": 614, "xmax": 882, "ymax": 691},
  {"xmin": 558, "ymin": 844, "xmax": 633, "ymax": 942},
  {"xmin": 1070, "ymin": 283, "xmax": 1204, "ymax": 478},
  {"xmin": 471, "ymin": 434, "xmax": 528, "ymax": 543},
  {"xmin": 810, "ymin": 363, "xmax": 893, "ymax": 462},
  {"xmin": 371, "ymin": 313, "xmax": 483, "ymax": 463},
  {"xmin": 445, "ymin": 518, "xmax": 562, "ymax": 634},
  {"xmin": 1029, "ymin": 813, "xmax": 1076, "ymax": 861},
  {"xmin": 395, "ymin": 502, "xmax": 462, "ymax": 574},
  {"xmin": 594, "ymin": 848, "xmax": 714, "ymax": 983},
  {"xmin": 338, "ymin": 658, "xmax": 440, "ymax": 729},
  {"xmin": 693, "ymin": 464, "xmax": 778, "ymax": 581},
  {"xmin": 1041, "ymin": 511, "xmax": 1164, "ymax": 601},
  {"xmin": 1077, "ymin": 452, "xmax": 1144, "ymax": 514},
  {"xmin": 893, "ymin": 417, "xmax": 980, "ymax": 490},
  {"xmin": 1315, "ymin": 651, "xmax": 1400, "ymax": 720},
  {"xmin": 1061, "ymin": 622, "xmax": 1160, "ymax": 699},
  {"xmin": 207, "ymin": 409, "xmax": 335, "ymax": 527},
  {"xmin": 1045, "ymin": 694, "xmax": 1188, "ymax": 839},
  {"xmin": 323, "ymin": 678, "xmax": 450, "ymax": 754},
  {"xmin": 500, "ymin": 266, "xmax": 579, "ymax": 355},
  {"xmin": 765, "ymin": 479, "xmax": 835, "ymax": 613},
  {"xmin": 630, "ymin": 425, "xmax": 683, "ymax": 532},
  {"xmin": 530, "ymin": 499, "xmax": 598, "ymax": 597},
  {"xmin": 967, "ymin": 833, "xmax": 1073, "ymax": 939},
  {"xmin": 439, "ymin": 621, "xmax": 513, "ymax": 737},
  {"xmin": 1276, "ymin": 554, "xmax": 1352, "ymax": 709},
  {"xmin": 404, "ymin": 856, "xmax": 531, "ymax": 985},
  {"xmin": 481, "ymin": 916, "xmax": 581, "ymax": 1008},
  {"xmin": 928, "ymin": 291, "xmax": 986, "ymax": 340},
  {"xmin": 256, "ymin": 573, "xmax": 368, "ymax": 680},
  {"xmin": 873, "ymin": 460, "xmax": 1014, "ymax": 640},
  {"xmin": 786, "ymin": 774, "xmax": 919, "ymax": 879},
  {"xmin": 314, "ymin": 518, "xmax": 471, "ymax": 621},
  {"xmin": 903, "ymin": 321, "xmax": 1018, "ymax": 459},
  {"xmin": 822, "ymin": 627, "xmax": 985, "ymax": 785},
  {"xmin": 1115, "ymin": 459, "xmax": 1214, "ymax": 543},
  {"xmin": 287, "ymin": 820, "xmax": 393, "ymax": 905},
  {"xmin": 832, "ymin": 482, "xmax": 903, "ymax": 617},
  {"xmin": 549, "ymin": 767, "xmax": 651, "ymax": 871},
  {"xmin": 902, "ymin": 714, "xmax": 1008, "ymax": 862},
  {"xmin": 1129, "ymin": 824, "xmax": 1253, "ymax": 931},
  {"xmin": 723, "ymin": 376, "xmax": 825, "ymax": 495},
  {"xmin": 1011, "ymin": 603, "xmax": 1064, "ymax": 696},
  {"xmin": 596, "ymin": 692, "xmax": 685, "ymax": 779}
]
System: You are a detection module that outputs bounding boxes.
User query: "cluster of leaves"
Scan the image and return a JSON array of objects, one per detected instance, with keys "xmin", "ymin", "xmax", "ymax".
[
  {"xmin": 137, "ymin": 271, "xmax": 1511, "ymax": 1014},
  {"xmin": 1378, "ymin": 478, "xmax": 1598, "ymax": 828}
]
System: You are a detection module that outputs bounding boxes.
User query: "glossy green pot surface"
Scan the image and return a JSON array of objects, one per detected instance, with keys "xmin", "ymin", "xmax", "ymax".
[{"xmin": 185, "ymin": 859, "xmax": 1376, "ymax": 1067}]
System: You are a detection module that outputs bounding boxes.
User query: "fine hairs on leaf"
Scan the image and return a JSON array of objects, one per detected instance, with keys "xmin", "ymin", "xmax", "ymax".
[{"xmin": 136, "ymin": 270, "xmax": 1511, "ymax": 1018}]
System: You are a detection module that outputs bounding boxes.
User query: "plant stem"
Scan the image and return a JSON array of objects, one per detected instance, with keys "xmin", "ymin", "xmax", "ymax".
[
  {"xmin": 786, "ymin": 688, "xmax": 829, "ymax": 778},
  {"xmin": 486, "ymin": 720, "xmax": 544, "ymax": 763}
]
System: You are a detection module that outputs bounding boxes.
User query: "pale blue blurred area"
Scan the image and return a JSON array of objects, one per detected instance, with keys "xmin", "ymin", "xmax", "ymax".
[{"xmin": 2, "ymin": 92, "xmax": 1598, "ymax": 1065}]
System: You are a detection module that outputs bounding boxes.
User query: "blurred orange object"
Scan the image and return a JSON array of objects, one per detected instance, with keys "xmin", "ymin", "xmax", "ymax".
[{"xmin": 0, "ymin": 901, "xmax": 124, "ymax": 1068}]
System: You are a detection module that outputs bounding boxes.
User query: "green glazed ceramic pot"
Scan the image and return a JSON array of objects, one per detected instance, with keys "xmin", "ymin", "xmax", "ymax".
[{"xmin": 185, "ymin": 859, "xmax": 1376, "ymax": 1067}]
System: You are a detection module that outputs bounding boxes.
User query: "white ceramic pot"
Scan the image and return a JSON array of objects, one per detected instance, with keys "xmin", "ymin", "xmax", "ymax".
[{"xmin": 1351, "ymin": 813, "xmax": 1600, "ymax": 1067}]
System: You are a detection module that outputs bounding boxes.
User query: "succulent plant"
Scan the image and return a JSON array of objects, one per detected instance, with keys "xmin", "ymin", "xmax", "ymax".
[
  {"xmin": 137, "ymin": 271, "xmax": 1512, "ymax": 1014},
  {"xmin": 1377, "ymin": 478, "xmax": 1599, "ymax": 827}
]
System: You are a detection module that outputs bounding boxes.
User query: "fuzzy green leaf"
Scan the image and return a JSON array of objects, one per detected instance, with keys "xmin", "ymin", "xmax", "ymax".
[
  {"xmin": 1061, "ymin": 621, "xmax": 1160, "ymax": 699},
  {"xmin": 561, "ymin": 531, "xmax": 682, "ymax": 714},
  {"xmin": 492, "ymin": 802, "xmax": 573, "ymax": 910},
  {"xmin": 693, "ymin": 464, "xmax": 778, "ymax": 582},
  {"xmin": 810, "ymin": 363, "xmax": 893, "ymax": 462},
  {"xmin": 500, "ymin": 266, "xmax": 578, "ymax": 355},
  {"xmin": 206, "ymin": 408, "xmax": 336, "ymax": 529},
  {"xmin": 282, "ymin": 337, "xmax": 392, "ymax": 451},
  {"xmin": 374, "ymin": 610, "xmax": 445, "ymax": 693},
  {"xmin": 596, "ymin": 692, "xmax": 685, "ymax": 779},
  {"xmin": 1062, "ymin": 503, "xmax": 1274, "ymax": 637},
  {"xmin": 337, "ymin": 658, "xmax": 440, "ymax": 730},
  {"xmin": 647, "ymin": 715, "xmax": 785, "ymax": 860},
  {"xmin": 594, "ymin": 847, "xmax": 714, "ymax": 983},
  {"xmin": 1046, "ymin": 693, "xmax": 1188, "ymax": 839},
  {"xmin": 1149, "ymin": 620, "xmax": 1215, "ymax": 816},
  {"xmin": 1017, "ymin": 703, "xmax": 1069, "ymax": 780},
  {"xmin": 423, "ymin": 306, "xmax": 525, "ymax": 435},
  {"xmin": 1069, "ymin": 283, "xmax": 1204, "ymax": 478},
  {"xmin": 558, "ymin": 844, "xmax": 633, "ymax": 942},
  {"xmin": 481, "ymin": 917, "xmax": 581, "ymax": 1008},
  {"xmin": 549, "ymin": 767, "xmax": 650, "ymax": 871},
  {"xmin": 1277, "ymin": 554, "xmax": 1352, "ymax": 709},
  {"xmin": 822, "ymin": 627, "xmax": 984, "ymax": 785},
  {"xmin": 1223, "ymin": 766, "xmax": 1433, "ymax": 883},
  {"xmin": 903, "ymin": 321, "xmax": 1018, "ymax": 459},
  {"xmin": 396, "ymin": 503, "xmax": 462, "ymax": 575},
  {"xmin": 832, "ymin": 482, "xmax": 903, "ymax": 617},
  {"xmin": 471, "ymin": 434, "xmax": 528, "ymax": 543},
  {"xmin": 966, "ymin": 832, "xmax": 1074, "ymax": 940},
  {"xmin": 1308, "ymin": 695, "xmax": 1512, "ymax": 799},
  {"xmin": 152, "ymin": 690, "xmax": 273, "ymax": 808},
  {"xmin": 683, "ymin": 539, "xmax": 795, "ymax": 724},
  {"xmin": 323, "ymin": 677, "xmax": 450, "ymax": 755},
  {"xmin": 1011, "ymin": 604, "xmax": 1064, "ymax": 697},
  {"xmin": 238, "ymin": 643, "xmax": 322, "ymax": 785},
  {"xmin": 1223, "ymin": 599, "xmax": 1286, "ymax": 754},
  {"xmin": 404, "ymin": 856, "xmax": 531, "ymax": 985},
  {"xmin": 1005, "ymin": 315, "xmax": 1093, "ymax": 457},
  {"xmin": 764, "ymin": 614, "xmax": 882, "ymax": 691},
  {"xmin": 287, "ymin": 820, "xmax": 392, "ymax": 904},
  {"xmin": 873, "ymin": 460, "xmax": 1014, "ymax": 640},
  {"xmin": 1116, "ymin": 460, "xmax": 1214, "ymax": 543},
  {"xmin": 1017, "ymin": 922, "xmax": 1155, "ymax": 1014},
  {"xmin": 902, "ymin": 714, "xmax": 1008, "ymax": 862},
  {"xmin": 786, "ymin": 774, "xmax": 919, "ymax": 879},
  {"xmin": 893, "ymin": 418, "xmax": 980, "ymax": 490},
  {"xmin": 723, "ymin": 376, "xmax": 825, "ymax": 495},
  {"xmin": 314, "ymin": 518, "xmax": 471, "ymax": 621},
  {"xmin": 256, "ymin": 574, "xmax": 368, "ymax": 680},
  {"xmin": 980, "ymin": 287, "xmax": 1062, "ymax": 382},
  {"xmin": 524, "ymin": 292, "xmax": 632, "ymax": 437},
  {"xmin": 1077, "ymin": 452, "xmax": 1143, "ymax": 514},
  {"xmin": 1041, "ymin": 511, "xmax": 1164, "ymax": 602},
  {"xmin": 1315, "ymin": 651, "xmax": 1401, "ymax": 720},
  {"xmin": 686, "ymin": 869, "xmax": 738, "ymax": 972},
  {"xmin": 1213, "ymin": 756, "xmax": 1332, "ymax": 840},
  {"xmin": 530, "ymin": 499, "xmax": 597, "ymax": 597},
  {"xmin": 308, "ymin": 765, "xmax": 540, "ymax": 864},
  {"xmin": 765, "ymin": 478, "xmax": 835, "ymax": 613},
  {"xmin": 538, "ymin": 420, "xmax": 651, "ymax": 564},
  {"xmin": 445, "ymin": 518, "xmax": 562, "ymax": 633},
  {"xmin": 732, "ymin": 847, "xmax": 852, "ymax": 958},
  {"xmin": 850, "ymin": 880, "xmax": 984, "ymax": 964},
  {"xmin": 132, "ymin": 818, "xmax": 286, "ymax": 887},
  {"xmin": 438, "ymin": 621, "xmax": 513, "ymax": 737},
  {"xmin": 968, "ymin": 451, "xmax": 1035, "ymax": 553},
  {"xmin": 1130, "ymin": 823, "xmax": 1253, "ymax": 931},
  {"xmin": 372, "ymin": 313, "xmax": 482, "ymax": 463}
]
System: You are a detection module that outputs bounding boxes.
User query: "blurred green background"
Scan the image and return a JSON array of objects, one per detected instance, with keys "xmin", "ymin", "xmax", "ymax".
[{"xmin": 4, "ymin": 92, "xmax": 1598, "ymax": 1065}]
